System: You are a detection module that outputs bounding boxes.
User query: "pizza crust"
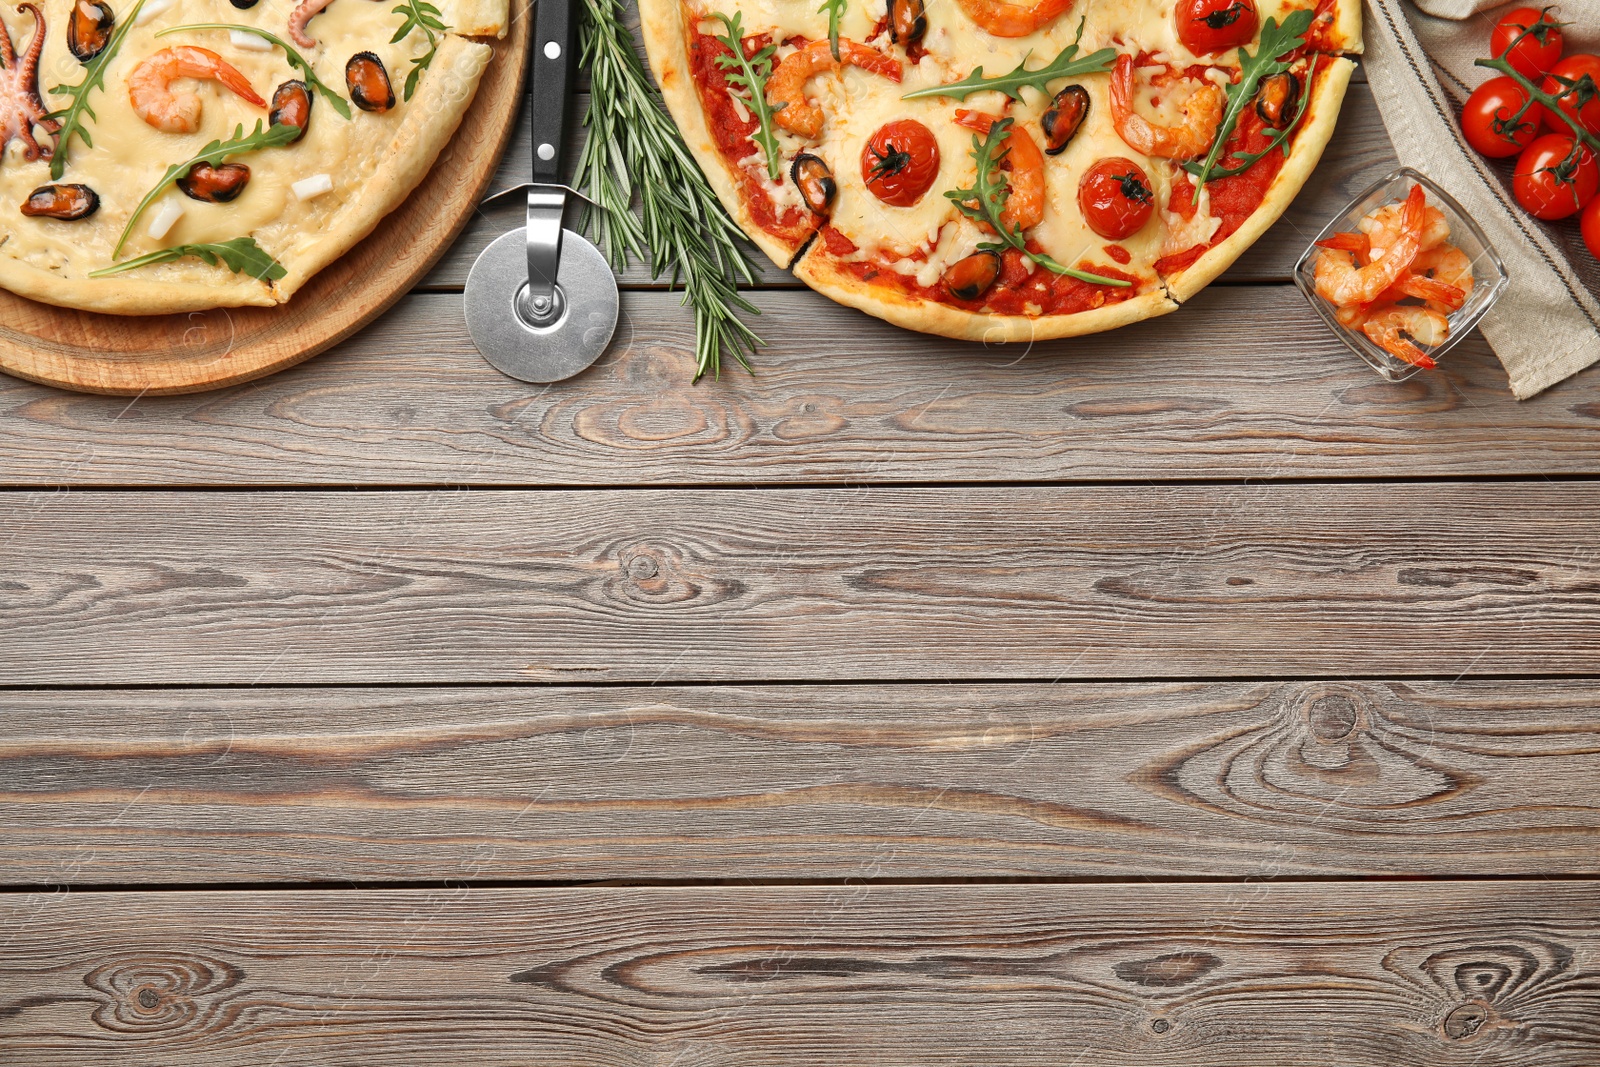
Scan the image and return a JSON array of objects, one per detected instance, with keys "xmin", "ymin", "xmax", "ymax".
[
  {"xmin": 795, "ymin": 251, "xmax": 1178, "ymax": 342},
  {"xmin": 274, "ymin": 36, "xmax": 491, "ymax": 301},
  {"xmin": 641, "ymin": 0, "xmax": 810, "ymax": 270},
  {"xmin": 1162, "ymin": 56, "xmax": 1354, "ymax": 303},
  {"xmin": 439, "ymin": 0, "xmax": 511, "ymax": 37},
  {"xmin": 1316, "ymin": 0, "xmax": 1364, "ymax": 53},
  {"xmin": 0, "ymin": 248, "xmax": 278, "ymax": 314}
]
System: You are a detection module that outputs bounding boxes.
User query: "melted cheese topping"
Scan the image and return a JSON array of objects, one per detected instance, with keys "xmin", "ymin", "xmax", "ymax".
[
  {"xmin": 0, "ymin": 0, "xmax": 454, "ymax": 284},
  {"xmin": 1014, "ymin": 72, "xmax": 1165, "ymax": 281},
  {"xmin": 1083, "ymin": 0, "xmax": 1326, "ymax": 66},
  {"xmin": 685, "ymin": 0, "xmax": 1309, "ymax": 286},
  {"xmin": 683, "ymin": 0, "xmax": 1344, "ymax": 312},
  {"xmin": 811, "ymin": 65, "xmax": 971, "ymax": 262},
  {"xmin": 1161, "ymin": 170, "xmax": 1221, "ymax": 253}
]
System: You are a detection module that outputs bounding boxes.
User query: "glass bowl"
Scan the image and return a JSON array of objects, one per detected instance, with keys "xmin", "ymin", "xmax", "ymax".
[{"xmin": 1293, "ymin": 167, "xmax": 1509, "ymax": 382}]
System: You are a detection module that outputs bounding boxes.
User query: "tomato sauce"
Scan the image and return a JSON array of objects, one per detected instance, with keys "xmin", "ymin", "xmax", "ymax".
[
  {"xmin": 821, "ymin": 226, "xmax": 858, "ymax": 257},
  {"xmin": 817, "ymin": 229, "xmax": 1147, "ymax": 314},
  {"xmin": 1155, "ymin": 55, "xmax": 1327, "ymax": 274},
  {"xmin": 688, "ymin": 31, "xmax": 809, "ymax": 243},
  {"xmin": 1303, "ymin": 0, "xmax": 1342, "ymax": 53}
]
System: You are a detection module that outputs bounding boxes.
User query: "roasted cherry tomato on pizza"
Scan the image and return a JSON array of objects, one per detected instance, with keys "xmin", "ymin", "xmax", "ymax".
[
  {"xmin": 1491, "ymin": 6, "xmax": 1566, "ymax": 81},
  {"xmin": 862, "ymin": 119, "xmax": 941, "ymax": 207},
  {"xmin": 1461, "ymin": 77, "xmax": 1548, "ymax": 157},
  {"xmin": 1078, "ymin": 158, "xmax": 1155, "ymax": 239},
  {"xmin": 1541, "ymin": 53, "xmax": 1600, "ymax": 136},
  {"xmin": 1513, "ymin": 133, "xmax": 1599, "ymax": 219},
  {"xmin": 1174, "ymin": 0, "xmax": 1259, "ymax": 56}
]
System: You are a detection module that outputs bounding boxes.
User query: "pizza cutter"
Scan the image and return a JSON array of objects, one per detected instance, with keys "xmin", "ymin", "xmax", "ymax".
[{"xmin": 464, "ymin": 0, "xmax": 619, "ymax": 383}]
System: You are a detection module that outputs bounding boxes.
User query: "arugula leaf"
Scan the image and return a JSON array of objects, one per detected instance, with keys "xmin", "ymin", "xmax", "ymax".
[
  {"xmin": 710, "ymin": 11, "xmax": 787, "ymax": 182},
  {"xmin": 1183, "ymin": 57, "xmax": 1315, "ymax": 181},
  {"xmin": 392, "ymin": 0, "xmax": 449, "ymax": 101},
  {"xmin": 1188, "ymin": 7, "xmax": 1312, "ymax": 186},
  {"xmin": 817, "ymin": 0, "xmax": 845, "ymax": 60},
  {"xmin": 157, "ymin": 24, "xmax": 353, "ymax": 119},
  {"xmin": 112, "ymin": 120, "xmax": 304, "ymax": 258},
  {"xmin": 90, "ymin": 237, "xmax": 287, "ymax": 280},
  {"xmin": 46, "ymin": 0, "xmax": 147, "ymax": 180},
  {"xmin": 945, "ymin": 119, "xmax": 1131, "ymax": 288},
  {"xmin": 903, "ymin": 18, "xmax": 1114, "ymax": 102}
]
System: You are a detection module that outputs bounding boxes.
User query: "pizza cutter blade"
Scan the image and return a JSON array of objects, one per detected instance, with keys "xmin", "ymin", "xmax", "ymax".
[{"xmin": 464, "ymin": 0, "xmax": 618, "ymax": 383}]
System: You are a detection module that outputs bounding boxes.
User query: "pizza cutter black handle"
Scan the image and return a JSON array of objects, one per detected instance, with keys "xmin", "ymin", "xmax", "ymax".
[{"xmin": 530, "ymin": 0, "xmax": 578, "ymax": 184}]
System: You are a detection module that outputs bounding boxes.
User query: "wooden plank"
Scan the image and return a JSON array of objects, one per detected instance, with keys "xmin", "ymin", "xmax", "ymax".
[
  {"xmin": 2, "ymin": 883, "xmax": 1596, "ymax": 1066},
  {"xmin": 3, "ymin": 484, "xmax": 1598, "ymax": 685},
  {"xmin": 423, "ymin": 81, "xmax": 1394, "ymax": 289},
  {"xmin": 10, "ymin": 285, "xmax": 1599, "ymax": 489},
  {"xmin": 3, "ymin": 681, "xmax": 1597, "ymax": 884}
]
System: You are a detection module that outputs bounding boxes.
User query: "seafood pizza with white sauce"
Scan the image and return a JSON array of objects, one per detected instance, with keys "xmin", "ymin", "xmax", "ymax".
[
  {"xmin": 641, "ymin": 0, "xmax": 1360, "ymax": 340},
  {"xmin": 0, "ymin": 0, "xmax": 505, "ymax": 313}
]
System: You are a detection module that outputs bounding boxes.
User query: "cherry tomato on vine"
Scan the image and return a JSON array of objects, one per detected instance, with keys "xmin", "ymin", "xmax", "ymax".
[
  {"xmin": 1513, "ymin": 133, "xmax": 1599, "ymax": 219},
  {"xmin": 1174, "ymin": 0, "xmax": 1259, "ymax": 56},
  {"xmin": 1078, "ymin": 158, "xmax": 1155, "ymax": 239},
  {"xmin": 1540, "ymin": 53, "xmax": 1600, "ymax": 136},
  {"xmin": 1581, "ymin": 195, "xmax": 1600, "ymax": 260},
  {"xmin": 1490, "ymin": 6, "xmax": 1565, "ymax": 81},
  {"xmin": 861, "ymin": 119, "xmax": 940, "ymax": 207},
  {"xmin": 1461, "ymin": 76, "xmax": 1548, "ymax": 157}
]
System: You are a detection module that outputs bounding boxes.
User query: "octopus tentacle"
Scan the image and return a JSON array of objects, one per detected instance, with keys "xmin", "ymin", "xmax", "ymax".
[
  {"xmin": 18, "ymin": 4, "xmax": 44, "ymax": 81},
  {"xmin": 15, "ymin": 117, "xmax": 46, "ymax": 157},
  {"xmin": 0, "ymin": 8, "xmax": 16, "ymax": 68},
  {"xmin": 0, "ymin": 4, "xmax": 54, "ymax": 161},
  {"xmin": 18, "ymin": 3, "xmax": 51, "ymax": 131},
  {"xmin": 287, "ymin": 0, "xmax": 334, "ymax": 48}
]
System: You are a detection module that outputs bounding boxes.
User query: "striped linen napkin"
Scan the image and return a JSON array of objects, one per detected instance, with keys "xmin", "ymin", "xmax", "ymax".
[{"xmin": 1363, "ymin": 0, "xmax": 1600, "ymax": 398}]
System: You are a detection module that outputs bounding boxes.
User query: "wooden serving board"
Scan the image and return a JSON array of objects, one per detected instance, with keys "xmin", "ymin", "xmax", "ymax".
[{"xmin": 0, "ymin": 15, "xmax": 530, "ymax": 397}]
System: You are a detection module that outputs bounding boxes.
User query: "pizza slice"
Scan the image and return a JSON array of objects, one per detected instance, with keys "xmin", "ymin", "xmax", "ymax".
[{"xmin": 0, "ymin": 0, "xmax": 508, "ymax": 314}]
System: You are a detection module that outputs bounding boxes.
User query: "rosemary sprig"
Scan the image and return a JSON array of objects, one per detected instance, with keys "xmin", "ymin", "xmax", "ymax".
[
  {"xmin": 1190, "ymin": 8, "xmax": 1313, "ymax": 185},
  {"xmin": 112, "ymin": 120, "xmax": 303, "ymax": 258},
  {"xmin": 575, "ymin": 0, "xmax": 764, "ymax": 380},
  {"xmin": 904, "ymin": 18, "xmax": 1113, "ymax": 101},
  {"xmin": 46, "ymin": 0, "xmax": 147, "ymax": 180},
  {"xmin": 1182, "ymin": 57, "xmax": 1316, "ymax": 180},
  {"xmin": 90, "ymin": 237, "xmax": 286, "ymax": 280},
  {"xmin": 710, "ymin": 10, "xmax": 786, "ymax": 182},
  {"xmin": 392, "ymin": 0, "xmax": 448, "ymax": 101},
  {"xmin": 818, "ymin": 0, "xmax": 845, "ymax": 60},
  {"xmin": 946, "ymin": 119, "xmax": 1131, "ymax": 287},
  {"xmin": 157, "ymin": 24, "xmax": 353, "ymax": 118}
]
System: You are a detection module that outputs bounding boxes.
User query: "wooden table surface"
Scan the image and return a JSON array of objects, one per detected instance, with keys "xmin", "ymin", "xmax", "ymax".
[{"xmin": 5, "ymin": 65, "xmax": 1600, "ymax": 1066}]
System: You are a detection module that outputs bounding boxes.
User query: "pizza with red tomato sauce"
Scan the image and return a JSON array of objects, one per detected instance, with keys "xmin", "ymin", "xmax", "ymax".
[{"xmin": 642, "ymin": 0, "xmax": 1359, "ymax": 340}]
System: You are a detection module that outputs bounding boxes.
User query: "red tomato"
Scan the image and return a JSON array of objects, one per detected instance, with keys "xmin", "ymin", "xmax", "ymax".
[
  {"xmin": 1513, "ymin": 133, "xmax": 1599, "ymax": 219},
  {"xmin": 1541, "ymin": 53, "xmax": 1600, "ymax": 135},
  {"xmin": 1174, "ymin": 0, "xmax": 1259, "ymax": 56},
  {"xmin": 1583, "ymin": 196, "xmax": 1600, "ymax": 259},
  {"xmin": 1078, "ymin": 158, "xmax": 1155, "ymax": 239},
  {"xmin": 1490, "ymin": 6, "xmax": 1565, "ymax": 81},
  {"xmin": 861, "ymin": 119, "xmax": 940, "ymax": 207},
  {"xmin": 1461, "ymin": 76, "xmax": 1548, "ymax": 157}
]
